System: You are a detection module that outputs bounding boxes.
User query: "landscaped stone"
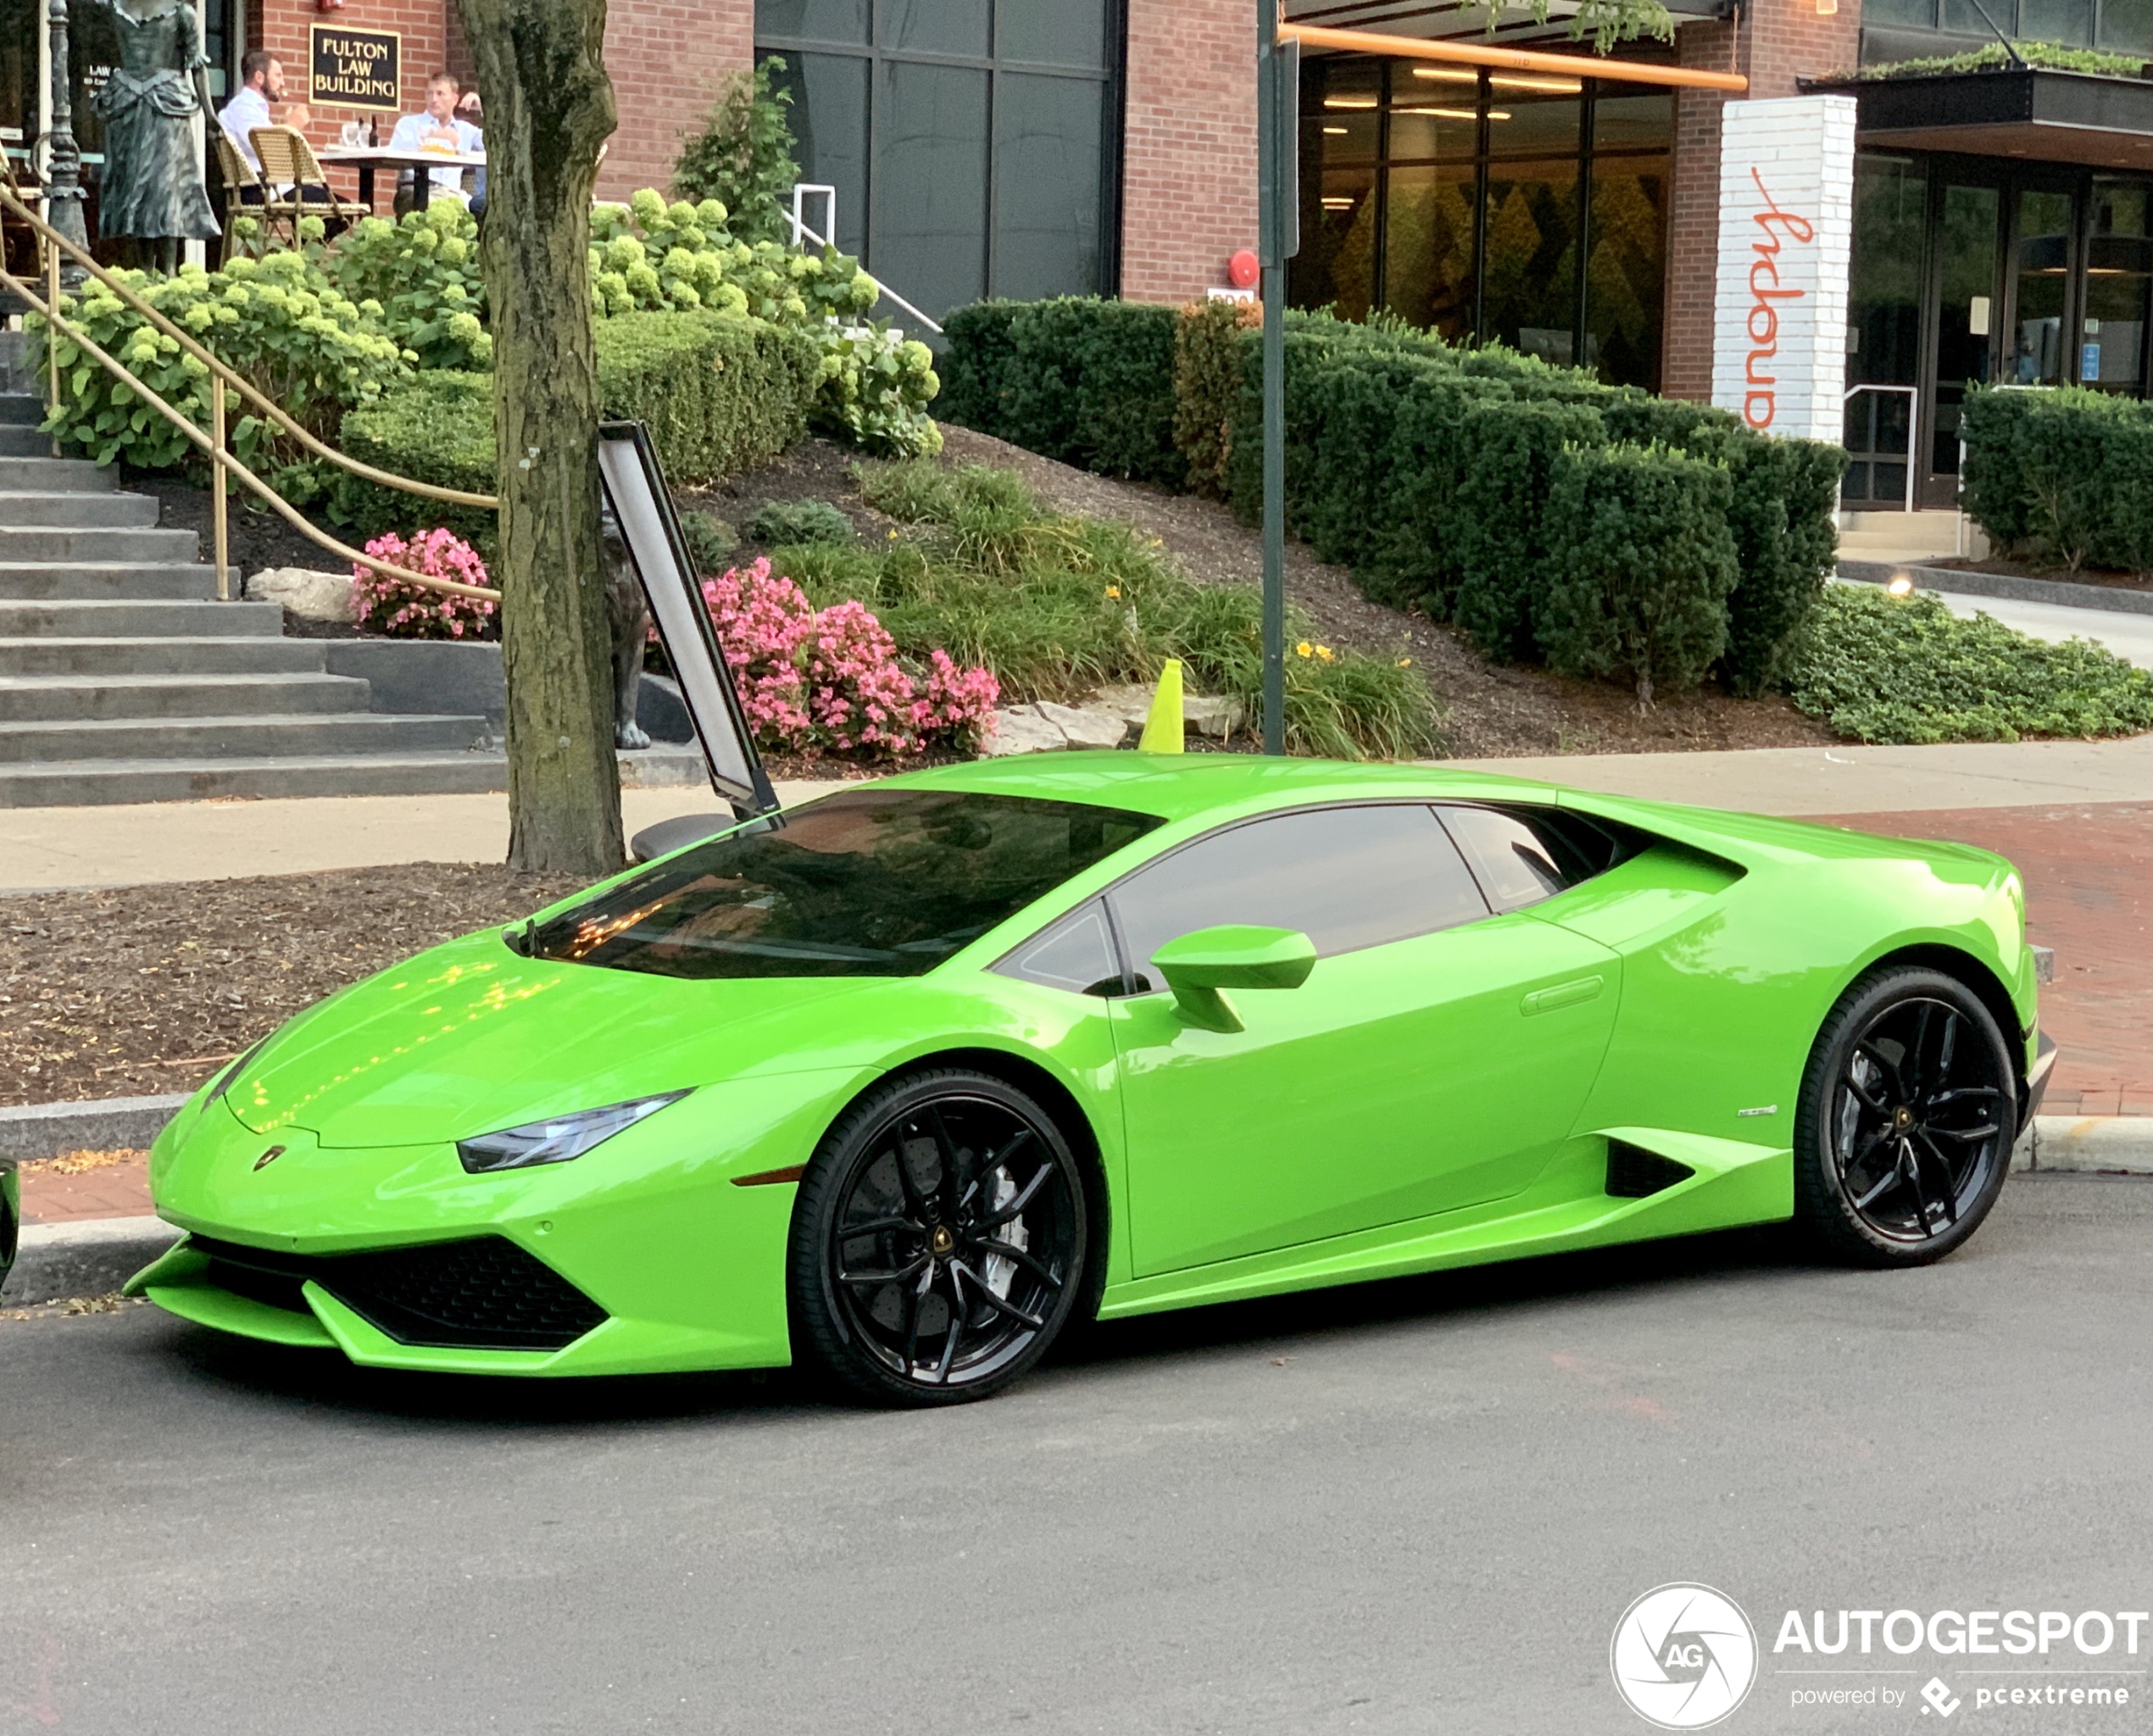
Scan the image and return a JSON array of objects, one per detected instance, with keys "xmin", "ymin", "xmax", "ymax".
[
  {"xmin": 980, "ymin": 704, "xmax": 1068, "ymax": 757},
  {"xmin": 248, "ymin": 567, "xmax": 353, "ymax": 623},
  {"xmin": 1088, "ymin": 682, "xmax": 1243, "ymax": 740},
  {"xmin": 1034, "ymin": 700, "xmax": 1128, "ymax": 750}
]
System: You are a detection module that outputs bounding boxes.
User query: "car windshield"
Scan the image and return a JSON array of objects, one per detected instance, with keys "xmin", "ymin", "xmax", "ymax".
[{"xmin": 526, "ymin": 787, "xmax": 1164, "ymax": 980}]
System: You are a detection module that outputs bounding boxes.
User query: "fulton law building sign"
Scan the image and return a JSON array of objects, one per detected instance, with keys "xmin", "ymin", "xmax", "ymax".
[
  {"xmin": 310, "ymin": 25, "xmax": 403, "ymax": 107},
  {"xmin": 1711, "ymin": 96, "xmax": 1857, "ymax": 444}
]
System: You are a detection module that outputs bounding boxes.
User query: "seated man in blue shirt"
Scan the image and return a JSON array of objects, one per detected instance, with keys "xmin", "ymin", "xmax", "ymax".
[{"xmin": 389, "ymin": 73, "xmax": 483, "ymax": 214}]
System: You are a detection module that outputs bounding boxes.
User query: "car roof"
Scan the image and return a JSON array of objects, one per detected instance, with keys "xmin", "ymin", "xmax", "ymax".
[{"xmin": 870, "ymin": 750, "xmax": 1561, "ymax": 825}]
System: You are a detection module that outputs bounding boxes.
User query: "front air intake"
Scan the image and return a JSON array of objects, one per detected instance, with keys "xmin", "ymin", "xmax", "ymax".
[
  {"xmin": 189, "ymin": 1235, "xmax": 606, "ymax": 1351},
  {"xmin": 1605, "ymin": 1140, "xmax": 1695, "ymax": 1199}
]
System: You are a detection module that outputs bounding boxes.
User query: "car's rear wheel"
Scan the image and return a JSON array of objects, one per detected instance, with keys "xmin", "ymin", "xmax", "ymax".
[
  {"xmin": 1794, "ymin": 966, "xmax": 2017, "ymax": 1267},
  {"xmin": 788, "ymin": 1070, "xmax": 1089, "ymax": 1407}
]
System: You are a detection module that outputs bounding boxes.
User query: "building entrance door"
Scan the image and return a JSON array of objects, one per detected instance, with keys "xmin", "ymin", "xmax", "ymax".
[{"xmin": 1917, "ymin": 177, "xmax": 2006, "ymax": 509}]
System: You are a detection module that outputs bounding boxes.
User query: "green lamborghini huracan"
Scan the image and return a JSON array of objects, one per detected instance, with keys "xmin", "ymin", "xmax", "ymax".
[{"xmin": 131, "ymin": 754, "xmax": 2051, "ymax": 1405}]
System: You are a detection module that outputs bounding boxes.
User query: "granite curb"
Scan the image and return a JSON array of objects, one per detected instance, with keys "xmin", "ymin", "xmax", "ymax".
[
  {"xmin": 0, "ymin": 1093, "xmax": 189, "ymax": 1161},
  {"xmin": 1839, "ymin": 559, "xmax": 2153, "ymax": 618}
]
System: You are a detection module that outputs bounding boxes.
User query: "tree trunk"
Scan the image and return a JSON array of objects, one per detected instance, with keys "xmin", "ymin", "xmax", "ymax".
[{"xmin": 454, "ymin": 0, "xmax": 622, "ymax": 875}]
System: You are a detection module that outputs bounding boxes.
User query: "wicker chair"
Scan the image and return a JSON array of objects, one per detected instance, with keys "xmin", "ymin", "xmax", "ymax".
[
  {"xmin": 1, "ymin": 149, "xmax": 43, "ymax": 301},
  {"xmin": 248, "ymin": 126, "xmax": 371, "ymax": 245},
  {"xmin": 209, "ymin": 127, "xmax": 266, "ymax": 263}
]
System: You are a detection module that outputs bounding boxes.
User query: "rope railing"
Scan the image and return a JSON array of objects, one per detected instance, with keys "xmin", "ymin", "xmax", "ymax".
[{"xmin": 0, "ymin": 181, "xmax": 502, "ymax": 606}]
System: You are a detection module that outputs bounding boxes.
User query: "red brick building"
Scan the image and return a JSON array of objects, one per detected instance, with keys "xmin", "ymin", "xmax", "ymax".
[{"xmin": 9, "ymin": 0, "xmax": 2150, "ymax": 509}]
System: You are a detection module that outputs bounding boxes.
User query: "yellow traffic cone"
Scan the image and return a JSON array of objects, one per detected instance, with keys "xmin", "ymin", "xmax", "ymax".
[{"xmin": 1139, "ymin": 659, "xmax": 1185, "ymax": 754}]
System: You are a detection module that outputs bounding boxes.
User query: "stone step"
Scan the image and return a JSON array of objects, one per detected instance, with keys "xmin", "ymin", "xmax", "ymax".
[
  {"xmin": 0, "ymin": 748, "xmax": 512, "ymax": 808},
  {"xmin": 0, "ymin": 634, "xmax": 325, "ymax": 676},
  {"xmin": 0, "ymin": 456, "xmax": 115, "ymax": 492},
  {"xmin": 0, "ymin": 524, "xmax": 198, "ymax": 563},
  {"xmin": 0, "ymin": 597, "xmax": 284, "ymax": 638},
  {"xmin": 0, "ymin": 391, "xmax": 42, "ymax": 426},
  {"xmin": 0, "ymin": 671, "xmax": 374, "ymax": 724},
  {"xmin": 0, "ymin": 421, "xmax": 48, "ymax": 457},
  {"xmin": 0, "ymin": 489, "xmax": 162, "ymax": 527},
  {"xmin": 0, "ymin": 562, "xmax": 220, "ymax": 602},
  {"xmin": 0, "ymin": 709, "xmax": 488, "ymax": 765}
]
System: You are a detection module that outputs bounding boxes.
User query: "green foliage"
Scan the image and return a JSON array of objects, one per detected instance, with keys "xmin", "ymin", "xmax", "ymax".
[
  {"xmin": 1844, "ymin": 39, "xmax": 2148, "ymax": 77},
  {"xmin": 671, "ymin": 55, "xmax": 802, "ymax": 248},
  {"xmin": 314, "ymin": 203, "xmax": 491, "ymax": 371},
  {"xmin": 1173, "ymin": 298, "xmax": 1260, "ymax": 499},
  {"xmin": 941, "ymin": 297, "xmax": 1184, "ymax": 487},
  {"xmin": 812, "ymin": 324, "xmax": 943, "ymax": 457},
  {"xmin": 1538, "ymin": 442, "xmax": 1740, "ymax": 706},
  {"xmin": 835, "ymin": 461, "xmax": 1443, "ymax": 760},
  {"xmin": 331, "ymin": 314, "xmax": 820, "ymax": 551},
  {"xmin": 1960, "ymin": 385, "xmax": 2153, "ymax": 574},
  {"xmin": 1783, "ymin": 585, "xmax": 2153, "ymax": 743},
  {"xmin": 747, "ymin": 498, "xmax": 854, "ymax": 547},
  {"xmin": 678, "ymin": 509, "xmax": 738, "ymax": 573},
  {"xmin": 31, "ymin": 253, "xmax": 409, "ymax": 472}
]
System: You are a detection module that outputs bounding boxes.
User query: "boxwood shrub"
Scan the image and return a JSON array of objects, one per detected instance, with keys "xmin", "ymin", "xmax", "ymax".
[
  {"xmin": 332, "ymin": 311, "xmax": 818, "ymax": 551},
  {"xmin": 1960, "ymin": 385, "xmax": 2153, "ymax": 575}
]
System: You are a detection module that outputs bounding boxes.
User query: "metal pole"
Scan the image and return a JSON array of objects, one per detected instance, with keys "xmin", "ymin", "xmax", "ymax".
[
  {"xmin": 44, "ymin": 0, "xmax": 89, "ymax": 280},
  {"xmin": 211, "ymin": 373, "xmax": 230, "ymax": 600},
  {"xmin": 1256, "ymin": 3, "xmax": 1292, "ymax": 757}
]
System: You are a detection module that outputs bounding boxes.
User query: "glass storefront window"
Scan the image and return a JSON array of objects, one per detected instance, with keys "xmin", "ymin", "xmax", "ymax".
[
  {"xmin": 755, "ymin": 0, "xmax": 1117, "ymax": 322},
  {"xmin": 2100, "ymin": 0, "xmax": 2153, "ymax": 53},
  {"xmin": 1933, "ymin": 181, "xmax": 2001, "ymax": 474},
  {"xmin": 2011, "ymin": 188, "xmax": 2076, "ymax": 387},
  {"xmin": 2083, "ymin": 178, "xmax": 2150, "ymax": 393},
  {"xmin": 1291, "ymin": 56, "xmax": 1671, "ymax": 389}
]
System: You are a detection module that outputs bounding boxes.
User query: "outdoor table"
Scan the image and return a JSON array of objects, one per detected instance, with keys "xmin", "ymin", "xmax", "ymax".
[{"xmin": 314, "ymin": 146, "xmax": 486, "ymax": 214}]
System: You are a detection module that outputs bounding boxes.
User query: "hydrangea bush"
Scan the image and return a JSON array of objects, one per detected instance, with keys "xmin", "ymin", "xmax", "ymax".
[
  {"xmin": 351, "ymin": 528, "xmax": 498, "ymax": 639},
  {"xmin": 314, "ymin": 203, "xmax": 492, "ymax": 371},
  {"xmin": 695, "ymin": 557, "xmax": 996, "ymax": 757}
]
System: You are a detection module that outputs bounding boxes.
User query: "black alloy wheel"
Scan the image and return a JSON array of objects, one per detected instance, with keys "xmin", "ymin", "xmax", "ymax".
[
  {"xmin": 1794, "ymin": 966, "xmax": 2018, "ymax": 1267},
  {"xmin": 789, "ymin": 1070, "xmax": 1090, "ymax": 1406}
]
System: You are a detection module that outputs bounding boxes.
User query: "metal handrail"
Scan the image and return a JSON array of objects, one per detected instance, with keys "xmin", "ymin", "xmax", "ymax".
[
  {"xmin": 788, "ymin": 188, "xmax": 943, "ymax": 337},
  {"xmin": 0, "ymin": 256, "xmax": 502, "ymax": 604},
  {"xmin": 1842, "ymin": 382, "xmax": 1919, "ymax": 515},
  {"xmin": 0, "ymin": 179, "xmax": 498, "ymax": 512}
]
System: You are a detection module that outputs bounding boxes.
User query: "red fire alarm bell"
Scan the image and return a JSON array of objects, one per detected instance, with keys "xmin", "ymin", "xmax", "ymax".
[{"xmin": 1227, "ymin": 248, "xmax": 1259, "ymax": 290}]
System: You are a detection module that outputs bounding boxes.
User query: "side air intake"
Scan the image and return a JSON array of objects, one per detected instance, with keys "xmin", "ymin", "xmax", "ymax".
[{"xmin": 1605, "ymin": 1140, "xmax": 1696, "ymax": 1199}]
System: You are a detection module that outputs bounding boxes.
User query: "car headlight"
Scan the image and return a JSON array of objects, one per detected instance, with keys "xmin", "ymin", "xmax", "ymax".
[{"xmin": 456, "ymin": 1091, "xmax": 690, "ymax": 1175}]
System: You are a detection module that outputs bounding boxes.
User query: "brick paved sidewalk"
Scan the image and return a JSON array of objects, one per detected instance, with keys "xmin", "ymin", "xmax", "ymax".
[
  {"xmin": 19, "ymin": 1151, "xmax": 151, "ymax": 1227},
  {"xmin": 1816, "ymin": 803, "xmax": 2153, "ymax": 1116}
]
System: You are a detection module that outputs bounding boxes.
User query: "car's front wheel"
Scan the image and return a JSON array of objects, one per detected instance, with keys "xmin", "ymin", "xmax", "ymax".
[
  {"xmin": 1794, "ymin": 966, "xmax": 2017, "ymax": 1267},
  {"xmin": 788, "ymin": 1070, "xmax": 1090, "ymax": 1406}
]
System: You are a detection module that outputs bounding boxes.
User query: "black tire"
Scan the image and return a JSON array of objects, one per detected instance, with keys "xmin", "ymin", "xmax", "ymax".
[
  {"xmin": 1793, "ymin": 966, "xmax": 2017, "ymax": 1268},
  {"xmin": 787, "ymin": 1069, "xmax": 1091, "ymax": 1407}
]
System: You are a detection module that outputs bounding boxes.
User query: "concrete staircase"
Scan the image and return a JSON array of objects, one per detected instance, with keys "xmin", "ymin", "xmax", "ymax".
[
  {"xmin": 0, "ymin": 331, "xmax": 507, "ymax": 808},
  {"xmin": 1838, "ymin": 509, "xmax": 1989, "ymax": 565}
]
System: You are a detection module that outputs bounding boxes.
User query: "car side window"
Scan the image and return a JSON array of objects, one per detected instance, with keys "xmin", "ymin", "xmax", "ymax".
[
  {"xmin": 992, "ymin": 900, "xmax": 1124, "ymax": 997},
  {"xmin": 1106, "ymin": 804, "xmax": 1489, "ymax": 987},
  {"xmin": 1438, "ymin": 804, "xmax": 1634, "ymax": 912}
]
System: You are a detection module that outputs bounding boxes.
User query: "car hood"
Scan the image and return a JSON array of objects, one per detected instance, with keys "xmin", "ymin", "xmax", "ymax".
[{"xmin": 225, "ymin": 927, "xmax": 878, "ymax": 1149}]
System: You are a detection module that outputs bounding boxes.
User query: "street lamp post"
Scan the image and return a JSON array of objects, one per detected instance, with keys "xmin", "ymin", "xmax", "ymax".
[
  {"xmin": 1255, "ymin": 6, "xmax": 1298, "ymax": 755},
  {"xmin": 44, "ymin": 0, "xmax": 90, "ymax": 273}
]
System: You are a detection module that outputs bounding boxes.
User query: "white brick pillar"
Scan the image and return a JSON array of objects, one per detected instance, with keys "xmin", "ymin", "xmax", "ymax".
[{"xmin": 1711, "ymin": 96, "xmax": 1857, "ymax": 445}]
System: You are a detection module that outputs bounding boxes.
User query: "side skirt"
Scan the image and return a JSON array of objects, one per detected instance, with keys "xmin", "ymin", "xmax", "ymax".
[{"xmin": 1095, "ymin": 1129, "xmax": 1793, "ymax": 1321}]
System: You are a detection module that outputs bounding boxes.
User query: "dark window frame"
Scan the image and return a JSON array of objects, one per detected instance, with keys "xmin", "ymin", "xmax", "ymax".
[{"xmin": 754, "ymin": 0, "xmax": 1127, "ymax": 307}]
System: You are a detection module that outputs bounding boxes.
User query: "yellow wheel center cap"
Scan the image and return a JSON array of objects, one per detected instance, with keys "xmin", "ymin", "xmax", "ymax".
[
  {"xmin": 1894, "ymin": 1107, "xmax": 1913, "ymax": 1129},
  {"xmin": 931, "ymin": 1226, "xmax": 955, "ymax": 1255}
]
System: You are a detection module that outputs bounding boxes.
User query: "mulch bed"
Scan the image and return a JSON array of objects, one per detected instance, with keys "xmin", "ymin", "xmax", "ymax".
[
  {"xmin": 1927, "ymin": 555, "xmax": 2153, "ymax": 593},
  {"xmin": 0, "ymin": 865, "xmax": 581, "ymax": 1109}
]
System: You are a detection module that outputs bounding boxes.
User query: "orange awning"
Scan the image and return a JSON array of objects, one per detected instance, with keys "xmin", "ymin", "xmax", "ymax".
[{"xmin": 1280, "ymin": 20, "xmax": 1749, "ymax": 93}]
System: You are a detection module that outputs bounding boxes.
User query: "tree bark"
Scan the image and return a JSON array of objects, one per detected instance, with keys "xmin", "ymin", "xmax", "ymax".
[{"xmin": 453, "ymin": 0, "xmax": 622, "ymax": 875}]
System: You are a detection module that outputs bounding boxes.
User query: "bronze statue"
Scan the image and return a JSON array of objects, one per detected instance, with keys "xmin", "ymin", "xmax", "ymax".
[
  {"xmin": 601, "ymin": 504, "xmax": 653, "ymax": 750},
  {"xmin": 93, "ymin": 0, "xmax": 219, "ymax": 270}
]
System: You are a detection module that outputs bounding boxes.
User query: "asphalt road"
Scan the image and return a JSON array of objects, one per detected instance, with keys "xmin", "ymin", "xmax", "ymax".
[{"xmin": 3, "ymin": 1177, "xmax": 2148, "ymax": 1736}]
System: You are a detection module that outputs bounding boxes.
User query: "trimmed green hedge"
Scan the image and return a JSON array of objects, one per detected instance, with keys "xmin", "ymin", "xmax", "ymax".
[
  {"xmin": 939, "ymin": 297, "xmax": 1183, "ymax": 487},
  {"xmin": 1960, "ymin": 386, "xmax": 2153, "ymax": 575},
  {"xmin": 332, "ymin": 311, "xmax": 819, "ymax": 551},
  {"xmin": 946, "ymin": 300, "xmax": 1845, "ymax": 702}
]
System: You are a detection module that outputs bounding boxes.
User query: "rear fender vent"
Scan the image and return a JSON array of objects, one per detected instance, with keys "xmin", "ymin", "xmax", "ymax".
[{"xmin": 1605, "ymin": 1139, "xmax": 1696, "ymax": 1199}]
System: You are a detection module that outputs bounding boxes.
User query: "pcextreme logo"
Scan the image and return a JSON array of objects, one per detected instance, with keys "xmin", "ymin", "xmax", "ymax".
[{"xmin": 1611, "ymin": 1583, "xmax": 1759, "ymax": 1730}]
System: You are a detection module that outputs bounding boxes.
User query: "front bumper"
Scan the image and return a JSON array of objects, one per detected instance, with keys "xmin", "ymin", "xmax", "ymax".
[
  {"xmin": 131, "ymin": 1066, "xmax": 866, "ymax": 1377},
  {"xmin": 2022, "ymin": 1029, "xmax": 2059, "ymax": 1133}
]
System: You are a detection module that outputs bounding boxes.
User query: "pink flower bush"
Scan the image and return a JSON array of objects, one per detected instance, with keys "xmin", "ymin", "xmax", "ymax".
[
  {"xmin": 352, "ymin": 529, "xmax": 498, "ymax": 640},
  {"xmin": 695, "ymin": 557, "xmax": 998, "ymax": 758}
]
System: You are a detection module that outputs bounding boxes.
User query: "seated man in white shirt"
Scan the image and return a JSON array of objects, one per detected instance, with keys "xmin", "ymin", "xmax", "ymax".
[
  {"xmin": 388, "ymin": 73, "xmax": 483, "ymax": 214},
  {"xmin": 216, "ymin": 49, "xmax": 312, "ymax": 195}
]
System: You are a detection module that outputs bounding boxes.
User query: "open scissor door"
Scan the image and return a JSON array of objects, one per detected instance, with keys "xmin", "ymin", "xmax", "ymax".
[{"xmin": 598, "ymin": 420, "xmax": 778, "ymax": 820}]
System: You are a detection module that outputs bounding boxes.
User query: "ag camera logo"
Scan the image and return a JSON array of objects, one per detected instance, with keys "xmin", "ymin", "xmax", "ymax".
[{"xmin": 1611, "ymin": 1583, "xmax": 1759, "ymax": 1729}]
